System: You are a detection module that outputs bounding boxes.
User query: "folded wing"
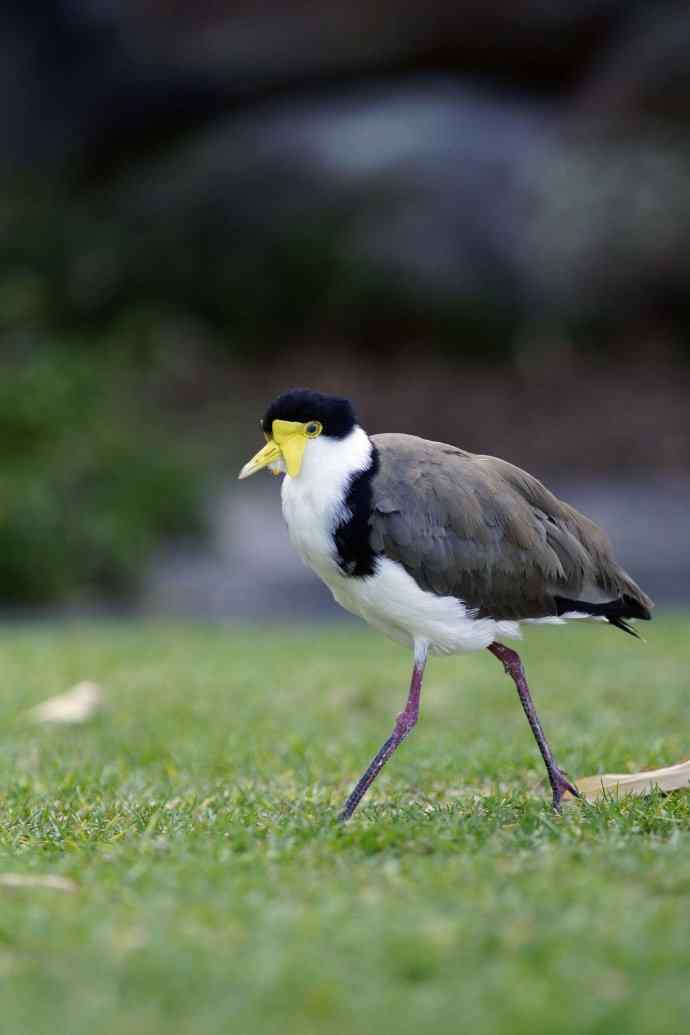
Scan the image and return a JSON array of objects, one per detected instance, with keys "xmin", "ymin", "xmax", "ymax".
[{"xmin": 369, "ymin": 433, "xmax": 653, "ymax": 628}]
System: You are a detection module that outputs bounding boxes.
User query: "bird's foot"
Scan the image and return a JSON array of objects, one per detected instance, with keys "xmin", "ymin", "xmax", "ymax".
[{"xmin": 549, "ymin": 767, "xmax": 582, "ymax": 812}]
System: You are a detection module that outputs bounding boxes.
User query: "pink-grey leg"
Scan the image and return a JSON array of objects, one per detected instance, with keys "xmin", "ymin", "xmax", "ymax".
[
  {"xmin": 339, "ymin": 651, "xmax": 427, "ymax": 822},
  {"xmin": 488, "ymin": 642, "xmax": 581, "ymax": 810}
]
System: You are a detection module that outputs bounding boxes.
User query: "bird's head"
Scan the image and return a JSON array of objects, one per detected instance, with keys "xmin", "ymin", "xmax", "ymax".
[{"xmin": 238, "ymin": 389, "xmax": 357, "ymax": 480}]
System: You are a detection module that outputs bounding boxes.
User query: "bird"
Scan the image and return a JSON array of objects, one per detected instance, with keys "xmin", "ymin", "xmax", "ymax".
[{"xmin": 239, "ymin": 388, "xmax": 653, "ymax": 819}]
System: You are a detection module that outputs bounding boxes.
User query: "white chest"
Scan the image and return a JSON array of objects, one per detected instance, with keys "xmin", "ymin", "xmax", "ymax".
[{"xmin": 281, "ymin": 478, "xmax": 344, "ymax": 578}]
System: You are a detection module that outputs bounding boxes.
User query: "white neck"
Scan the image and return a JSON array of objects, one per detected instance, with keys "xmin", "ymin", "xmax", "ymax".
[{"xmin": 296, "ymin": 424, "xmax": 371, "ymax": 490}]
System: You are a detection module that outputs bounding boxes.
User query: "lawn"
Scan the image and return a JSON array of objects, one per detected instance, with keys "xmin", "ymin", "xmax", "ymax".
[{"xmin": 0, "ymin": 616, "xmax": 688, "ymax": 1035}]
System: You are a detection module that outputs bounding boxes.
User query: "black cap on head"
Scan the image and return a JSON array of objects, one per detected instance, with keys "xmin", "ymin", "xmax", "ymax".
[{"xmin": 261, "ymin": 389, "xmax": 357, "ymax": 440}]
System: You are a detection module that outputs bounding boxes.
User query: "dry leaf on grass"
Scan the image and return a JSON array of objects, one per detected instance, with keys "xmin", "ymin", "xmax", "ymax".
[
  {"xmin": 28, "ymin": 681, "xmax": 104, "ymax": 724},
  {"xmin": 0, "ymin": 874, "xmax": 77, "ymax": 893},
  {"xmin": 564, "ymin": 760, "xmax": 690, "ymax": 803}
]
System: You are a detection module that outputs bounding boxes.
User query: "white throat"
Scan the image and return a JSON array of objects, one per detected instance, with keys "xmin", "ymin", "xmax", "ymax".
[{"xmin": 280, "ymin": 425, "xmax": 372, "ymax": 576}]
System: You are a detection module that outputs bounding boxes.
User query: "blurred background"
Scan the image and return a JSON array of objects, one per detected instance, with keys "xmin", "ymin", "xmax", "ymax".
[{"xmin": 1, "ymin": 0, "xmax": 689, "ymax": 619}]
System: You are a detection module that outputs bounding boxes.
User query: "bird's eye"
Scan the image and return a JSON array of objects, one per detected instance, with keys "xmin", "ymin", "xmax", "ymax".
[{"xmin": 305, "ymin": 421, "xmax": 322, "ymax": 438}]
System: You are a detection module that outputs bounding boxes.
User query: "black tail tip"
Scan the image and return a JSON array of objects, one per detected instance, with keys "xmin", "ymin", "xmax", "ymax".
[
  {"xmin": 608, "ymin": 616, "xmax": 640, "ymax": 638},
  {"xmin": 555, "ymin": 591, "xmax": 652, "ymax": 638}
]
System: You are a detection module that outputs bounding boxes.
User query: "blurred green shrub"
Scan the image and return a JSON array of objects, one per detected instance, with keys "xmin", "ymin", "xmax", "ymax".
[{"xmin": 0, "ymin": 345, "xmax": 205, "ymax": 605}]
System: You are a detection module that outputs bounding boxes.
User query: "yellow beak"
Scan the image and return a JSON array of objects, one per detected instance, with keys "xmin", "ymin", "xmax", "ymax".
[{"xmin": 238, "ymin": 419, "xmax": 308, "ymax": 480}]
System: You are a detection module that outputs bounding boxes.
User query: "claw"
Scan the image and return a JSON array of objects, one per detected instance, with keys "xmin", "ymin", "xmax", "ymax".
[{"xmin": 550, "ymin": 768, "xmax": 582, "ymax": 811}]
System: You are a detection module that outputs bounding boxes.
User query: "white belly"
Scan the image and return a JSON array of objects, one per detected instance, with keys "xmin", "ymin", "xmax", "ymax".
[{"xmin": 322, "ymin": 557, "xmax": 519, "ymax": 655}]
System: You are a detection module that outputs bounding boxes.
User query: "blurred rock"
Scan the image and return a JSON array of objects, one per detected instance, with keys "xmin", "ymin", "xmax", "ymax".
[
  {"xmin": 108, "ymin": 77, "xmax": 690, "ymax": 333},
  {"xmin": 112, "ymin": 81, "xmax": 550, "ymax": 317}
]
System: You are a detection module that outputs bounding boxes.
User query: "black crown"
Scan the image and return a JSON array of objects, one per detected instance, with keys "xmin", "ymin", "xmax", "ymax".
[{"xmin": 261, "ymin": 389, "xmax": 357, "ymax": 440}]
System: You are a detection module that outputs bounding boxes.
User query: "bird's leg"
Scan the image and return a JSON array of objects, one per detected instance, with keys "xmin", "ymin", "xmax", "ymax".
[
  {"xmin": 339, "ymin": 647, "xmax": 428, "ymax": 822},
  {"xmin": 488, "ymin": 642, "xmax": 581, "ymax": 811}
]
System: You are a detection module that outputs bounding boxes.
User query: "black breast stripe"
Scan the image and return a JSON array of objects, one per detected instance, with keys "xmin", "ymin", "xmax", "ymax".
[{"xmin": 333, "ymin": 446, "xmax": 380, "ymax": 577}]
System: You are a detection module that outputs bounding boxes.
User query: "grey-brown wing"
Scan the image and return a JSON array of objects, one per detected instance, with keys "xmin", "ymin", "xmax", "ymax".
[{"xmin": 369, "ymin": 433, "xmax": 652, "ymax": 620}]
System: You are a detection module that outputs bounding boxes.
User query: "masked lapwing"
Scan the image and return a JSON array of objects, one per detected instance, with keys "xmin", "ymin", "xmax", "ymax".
[{"xmin": 239, "ymin": 389, "xmax": 653, "ymax": 818}]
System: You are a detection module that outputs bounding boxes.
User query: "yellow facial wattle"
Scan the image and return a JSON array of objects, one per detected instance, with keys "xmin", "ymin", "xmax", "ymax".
[{"xmin": 238, "ymin": 418, "xmax": 321, "ymax": 480}]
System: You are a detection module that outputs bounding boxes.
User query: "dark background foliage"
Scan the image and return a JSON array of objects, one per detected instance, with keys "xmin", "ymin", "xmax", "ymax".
[{"xmin": 1, "ymin": 1, "xmax": 689, "ymax": 606}]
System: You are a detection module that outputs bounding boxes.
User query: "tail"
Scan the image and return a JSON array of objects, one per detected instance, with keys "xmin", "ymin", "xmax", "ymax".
[{"xmin": 554, "ymin": 591, "xmax": 653, "ymax": 639}]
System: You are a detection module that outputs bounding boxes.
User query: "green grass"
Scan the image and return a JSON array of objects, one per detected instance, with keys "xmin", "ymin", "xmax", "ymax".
[{"xmin": 0, "ymin": 616, "xmax": 688, "ymax": 1035}]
